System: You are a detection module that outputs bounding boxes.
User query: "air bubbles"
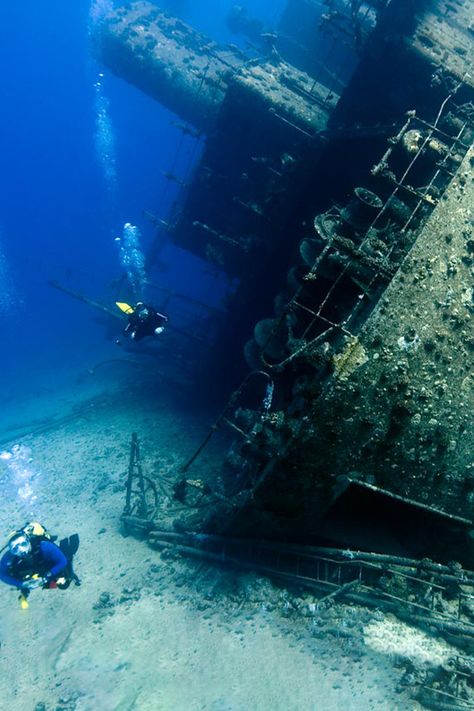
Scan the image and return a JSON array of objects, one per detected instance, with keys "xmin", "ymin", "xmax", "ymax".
[
  {"xmin": 94, "ymin": 74, "xmax": 117, "ymax": 190},
  {"xmin": 0, "ymin": 444, "xmax": 40, "ymax": 516},
  {"xmin": 89, "ymin": 0, "xmax": 113, "ymax": 27},
  {"xmin": 116, "ymin": 223, "xmax": 146, "ymax": 299},
  {"xmin": 0, "ymin": 233, "xmax": 16, "ymax": 314}
]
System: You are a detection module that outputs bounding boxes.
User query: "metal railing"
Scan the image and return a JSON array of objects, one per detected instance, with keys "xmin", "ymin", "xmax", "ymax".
[
  {"xmin": 257, "ymin": 93, "xmax": 474, "ymax": 371},
  {"xmin": 118, "ymin": 523, "xmax": 474, "ymax": 644}
]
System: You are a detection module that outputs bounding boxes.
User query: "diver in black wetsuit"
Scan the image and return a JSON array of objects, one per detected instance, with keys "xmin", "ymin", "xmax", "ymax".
[{"xmin": 123, "ymin": 302, "xmax": 168, "ymax": 342}]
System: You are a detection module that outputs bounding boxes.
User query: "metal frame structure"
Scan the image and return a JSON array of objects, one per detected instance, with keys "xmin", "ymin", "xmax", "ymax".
[
  {"xmin": 123, "ymin": 433, "xmax": 158, "ymax": 520},
  {"xmin": 256, "ymin": 90, "xmax": 474, "ymax": 371},
  {"xmin": 143, "ymin": 531, "xmax": 474, "ymax": 640}
]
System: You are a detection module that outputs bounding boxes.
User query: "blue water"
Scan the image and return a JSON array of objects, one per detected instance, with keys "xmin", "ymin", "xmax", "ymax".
[
  {"xmin": 0, "ymin": 6, "xmax": 449, "ymax": 709},
  {"xmin": 0, "ymin": 0, "xmax": 286, "ymax": 405}
]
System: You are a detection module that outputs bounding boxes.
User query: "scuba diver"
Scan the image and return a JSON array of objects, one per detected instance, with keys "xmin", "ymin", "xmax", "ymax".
[
  {"xmin": 0, "ymin": 522, "xmax": 80, "ymax": 608},
  {"xmin": 116, "ymin": 301, "xmax": 168, "ymax": 343}
]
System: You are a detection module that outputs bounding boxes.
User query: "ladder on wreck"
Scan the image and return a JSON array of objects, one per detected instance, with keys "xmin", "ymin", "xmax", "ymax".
[
  {"xmin": 121, "ymin": 525, "xmax": 474, "ymax": 648},
  {"xmin": 123, "ymin": 433, "xmax": 159, "ymax": 520},
  {"xmin": 417, "ymin": 653, "xmax": 474, "ymax": 710}
]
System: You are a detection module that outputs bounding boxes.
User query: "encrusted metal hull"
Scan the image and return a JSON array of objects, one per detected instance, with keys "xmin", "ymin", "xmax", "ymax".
[{"xmin": 94, "ymin": 0, "xmax": 474, "ymax": 553}]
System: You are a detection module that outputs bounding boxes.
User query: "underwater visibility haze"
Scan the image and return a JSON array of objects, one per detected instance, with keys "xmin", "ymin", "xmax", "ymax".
[{"xmin": 0, "ymin": 0, "xmax": 473, "ymax": 708}]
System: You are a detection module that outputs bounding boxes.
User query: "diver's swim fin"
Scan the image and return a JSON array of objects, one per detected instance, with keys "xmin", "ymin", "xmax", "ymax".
[
  {"xmin": 116, "ymin": 302, "xmax": 134, "ymax": 315},
  {"xmin": 59, "ymin": 534, "xmax": 80, "ymax": 559},
  {"xmin": 19, "ymin": 592, "xmax": 29, "ymax": 609},
  {"xmin": 58, "ymin": 534, "xmax": 81, "ymax": 589}
]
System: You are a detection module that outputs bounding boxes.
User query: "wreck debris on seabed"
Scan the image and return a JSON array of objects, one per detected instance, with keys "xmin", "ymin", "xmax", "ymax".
[
  {"xmin": 60, "ymin": 0, "xmax": 474, "ymax": 706},
  {"xmin": 121, "ymin": 425, "xmax": 474, "ymax": 710}
]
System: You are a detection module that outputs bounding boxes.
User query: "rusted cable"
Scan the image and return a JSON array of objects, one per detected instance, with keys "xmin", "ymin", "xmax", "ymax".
[{"xmin": 179, "ymin": 370, "xmax": 274, "ymax": 473}]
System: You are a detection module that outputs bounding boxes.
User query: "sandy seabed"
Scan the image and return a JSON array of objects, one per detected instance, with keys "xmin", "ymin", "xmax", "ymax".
[{"xmin": 0, "ymin": 367, "xmax": 452, "ymax": 710}]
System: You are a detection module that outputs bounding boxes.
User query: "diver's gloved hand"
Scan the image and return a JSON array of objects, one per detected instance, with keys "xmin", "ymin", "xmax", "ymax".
[{"xmin": 42, "ymin": 572, "xmax": 54, "ymax": 587}]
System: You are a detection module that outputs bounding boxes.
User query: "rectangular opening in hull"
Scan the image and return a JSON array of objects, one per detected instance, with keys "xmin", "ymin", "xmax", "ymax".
[{"xmin": 314, "ymin": 478, "xmax": 472, "ymax": 561}]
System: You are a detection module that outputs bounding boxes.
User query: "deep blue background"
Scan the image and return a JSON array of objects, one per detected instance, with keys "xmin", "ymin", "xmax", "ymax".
[{"xmin": 0, "ymin": 0, "xmax": 285, "ymax": 401}]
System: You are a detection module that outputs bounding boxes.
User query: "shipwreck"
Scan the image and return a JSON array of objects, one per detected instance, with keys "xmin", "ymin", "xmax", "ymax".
[{"xmin": 91, "ymin": 0, "xmax": 474, "ymax": 565}]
